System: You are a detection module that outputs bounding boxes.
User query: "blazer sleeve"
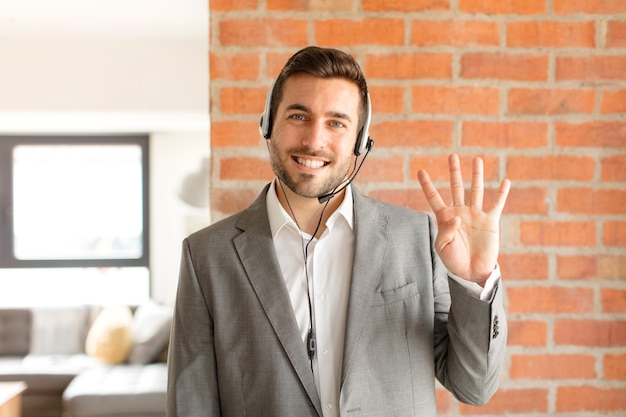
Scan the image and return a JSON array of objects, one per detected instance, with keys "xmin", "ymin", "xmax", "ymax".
[
  {"xmin": 431, "ymin": 219, "xmax": 507, "ymax": 406},
  {"xmin": 167, "ymin": 238, "xmax": 221, "ymax": 417}
]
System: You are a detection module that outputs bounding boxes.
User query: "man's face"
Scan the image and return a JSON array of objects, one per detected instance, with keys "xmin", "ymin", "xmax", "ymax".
[{"xmin": 267, "ymin": 73, "xmax": 361, "ymax": 200}]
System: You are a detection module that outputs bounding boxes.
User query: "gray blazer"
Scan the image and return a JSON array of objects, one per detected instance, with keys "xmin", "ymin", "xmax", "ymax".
[{"xmin": 167, "ymin": 185, "xmax": 506, "ymax": 417}]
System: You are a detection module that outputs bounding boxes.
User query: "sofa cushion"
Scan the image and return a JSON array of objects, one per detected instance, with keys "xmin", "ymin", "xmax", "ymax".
[
  {"xmin": 63, "ymin": 363, "xmax": 167, "ymax": 417},
  {"xmin": 85, "ymin": 305, "xmax": 133, "ymax": 364},
  {"xmin": 30, "ymin": 306, "xmax": 91, "ymax": 355},
  {"xmin": 0, "ymin": 308, "xmax": 32, "ymax": 355},
  {"xmin": 128, "ymin": 301, "xmax": 172, "ymax": 365},
  {"xmin": 0, "ymin": 354, "xmax": 95, "ymax": 391}
]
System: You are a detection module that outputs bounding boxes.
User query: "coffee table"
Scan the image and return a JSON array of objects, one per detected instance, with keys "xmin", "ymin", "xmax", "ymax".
[{"xmin": 0, "ymin": 382, "xmax": 27, "ymax": 417}]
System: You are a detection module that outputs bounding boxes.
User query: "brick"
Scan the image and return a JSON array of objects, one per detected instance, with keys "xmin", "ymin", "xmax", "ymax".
[
  {"xmin": 266, "ymin": 52, "xmax": 294, "ymax": 78},
  {"xmin": 211, "ymin": 188, "xmax": 260, "ymax": 217},
  {"xmin": 557, "ymin": 56, "xmax": 626, "ymax": 81},
  {"xmin": 604, "ymin": 221, "xmax": 626, "ymax": 246},
  {"xmin": 555, "ymin": 0, "xmax": 626, "ymax": 14},
  {"xmin": 598, "ymin": 255, "xmax": 626, "ymax": 280},
  {"xmin": 503, "ymin": 187, "xmax": 549, "ymax": 215},
  {"xmin": 507, "ymin": 320, "xmax": 548, "ymax": 347},
  {"xmin": 210, "ymin": 52, "xmax": 260, "ymax": 81},
  {"xmin": 601, "ymin": 89, "xmax": 626, "ymax": 114},
  {"xmin": 602, "ymin": 288, "xmax": 626, "ymax": 313},
  {"xmin": 359, "ymin": 155, "xmax": 404, "ymax": 182},
  {"xmin": 459, "ymin": 0, "xmax": 546, "ymax": 14},
  {"xmin": 508, "ymin": 88, "xmax": 595, "ymax": 115},
  {"xmin": 499, "ymin": 253, "xmax": 549, "ymax": 280},
  {"xmin": 211, "ymin": 121, "xmax": 261, "ymax": 147},
  {"xmin": 506, "ymin": 155, "xmax": 595, "ymax": 181},
  {"xmin": 510, "ymin": 354, "xmax": 596, "ymax": 379},
  {"xmin": 556, "ymin": 122, "xmax": 626, "ymax": 147},
  {"xmin": 557, "ymin": 386, "xmax": 626, "ymax": 413},
  {"xmin": 315, "ymin": 19, "xmax": 404, "ymax": 46},
  {"xmin": 219, "ymin": 87, "xmax": 267, "ymax": 115},
  {"xmin": 410, "ymin": 154, "xmax": 499, "ymax": 182},
  {"xmin": 508, "ymin": 286, "xmax": 594, "ymax": 314},
  {"xmin": 365, "ymin": 53, "xmax": 452, "ymax": 80},
  {"xmin": 555, "ymin": 319, "xmax": 626, "ymax": 347},
  {"xmin": 458, "ymin": 388, "xmax": 549, "ymax": 415},
  {"xmin": 507, "ymin": 21, "xmax": 595, "ymax": 47},
  {"xmin": 461, "ymin": 53, "xmax": 548, "ymax": 81},
  {"xmin": 362, "ymin": 0, "xmax": 450, "ymax": 12},
  {"xmin": 558, "ymin": 188, "xmax": 626, "ymax": 215},
  {"xmin": 219, "ymin": 19, "xmax": 307, "ymax": 47},
  {"xmin": 411, "ymin": 86, "xmax": 500, "ymax": 115},
  {"xmin": 557, "ymin": 255, "xmax": 597, "ymax": 280},
  {"xmin": 220, "ymin": 157, "xmax": 273, "ymax": 180},
  {"xmin": 462, "ymin": 121, "xmax": 548, "ymax": 148},
  {"xmin": 268, "ymin": 0, "xmax": 352, "ymax": 11},
  {"xmin": 605, "ymin": 354, "xmax": 626, "ymax": 380},
  {"xmin": 371, "ymin": 121, "xmax": 454, "ymax": 149},
  {"xmin": 210, "ymin": 0, "xmax": 258, "ymax": 11},
  {"xmin": 607, "ymin": 20, "xmax": 626, "ymax": 48},
  {"xmin": 520, "ymin": 221, "xmax": 596, "ymax": 247},
  {"xmin": 368, "ymin": 86, "xmax": 406, "ymax": 114},
  {"xmin": 559, "ymin": 255, "xmax": 626, "ymax": 281},
  {"xmin": 410, "ymin": 20, "xmax": 499, "ymax": 47},
  {"xmin": 368, "ymin": 188, "xmax": 430, "ymax": 212},
  {"xmin": 435, "ymin": 388, "xmax": 454, "ymax": 415}
]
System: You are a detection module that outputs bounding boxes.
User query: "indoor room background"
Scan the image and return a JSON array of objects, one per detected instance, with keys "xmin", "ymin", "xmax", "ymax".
[
  {"xmin": 0, "ymin": 0, "xmax": 209, "ymax": 306},
  {"xmin": 0, "ymin": 0, "xmax": 624, "ymax": 416}
]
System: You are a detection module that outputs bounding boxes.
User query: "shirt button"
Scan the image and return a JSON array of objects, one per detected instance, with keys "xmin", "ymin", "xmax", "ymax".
[
  {"xmin": 318, "ymin": 293, "xmax": 326, "ymax": 301},
  {"xmin": 322, "ymin": 348, "xmax": 329, "ymax": 355},
  {"xmin": 325, "ymin": 403, "xmax": 333, "ymax": 412}
]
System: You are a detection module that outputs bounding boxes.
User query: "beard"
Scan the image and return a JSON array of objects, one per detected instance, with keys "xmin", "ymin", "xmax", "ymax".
[{"xmin": 268, "ymin": 140, "xmax": 352, "ymax": 199}]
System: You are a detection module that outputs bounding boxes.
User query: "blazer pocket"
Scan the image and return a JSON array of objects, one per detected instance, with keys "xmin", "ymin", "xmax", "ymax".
[{"xmin": 372, "ymin": 281, "xmax": 418, "ymax": 306}]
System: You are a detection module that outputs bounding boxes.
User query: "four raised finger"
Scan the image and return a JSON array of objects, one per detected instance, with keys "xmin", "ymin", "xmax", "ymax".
[
  {"xmin": 469, "ymin": 157, "xmax": 484, "ymax": 210},
  {"xmin": 448, "ymin": 154, "xmax": 465, "ymax": 206}
]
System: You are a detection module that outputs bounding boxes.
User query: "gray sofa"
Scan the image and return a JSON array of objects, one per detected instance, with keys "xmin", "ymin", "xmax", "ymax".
[{"xmin": 0, "ymin": 303, "xmax": 171, "ymax": 417}]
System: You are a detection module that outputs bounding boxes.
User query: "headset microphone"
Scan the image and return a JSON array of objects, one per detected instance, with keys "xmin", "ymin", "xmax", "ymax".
[{"xmin": 317, "ymin": 138, "xmax": 373, "ymax": 204}]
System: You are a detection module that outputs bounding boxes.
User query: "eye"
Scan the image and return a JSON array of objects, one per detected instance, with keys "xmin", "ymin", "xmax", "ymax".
[
  {"xmin": 289, "ymin": 113, "xmax": 307, "ymax": 121},
  {"xmin": 329, "ymin": 120, "xmax": 346, "ymax": 128}
]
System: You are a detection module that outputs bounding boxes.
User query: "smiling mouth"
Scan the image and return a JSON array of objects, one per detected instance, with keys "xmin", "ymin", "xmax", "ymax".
[{"xmin": 294, "ymin": 156, "xmax": 328, "ymax": 169}]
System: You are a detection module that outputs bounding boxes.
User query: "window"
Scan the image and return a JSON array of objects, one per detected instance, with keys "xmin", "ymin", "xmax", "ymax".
[{"xmin": 0, "ymin": 135, "xmax": 150, "ymax": 305}]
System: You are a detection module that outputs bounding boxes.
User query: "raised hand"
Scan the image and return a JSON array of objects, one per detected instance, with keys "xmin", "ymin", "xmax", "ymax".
[{"xmin": 417, "ymin": 154, "xmax": 511, "ymax": 285}]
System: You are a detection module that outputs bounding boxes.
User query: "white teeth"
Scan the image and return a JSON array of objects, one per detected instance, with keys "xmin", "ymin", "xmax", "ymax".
[{"xmin": 296, "ymin": 157, "xmax": 325, "ymax": 168}]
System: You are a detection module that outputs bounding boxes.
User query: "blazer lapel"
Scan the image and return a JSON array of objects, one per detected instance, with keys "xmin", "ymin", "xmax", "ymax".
[
  {"xmin": 341, "ymin": 190, "xmax": 388, "ymax": 384},
  {"xmin": 233, "ymin": 185, "xmax": 322, "ymax": 416}
]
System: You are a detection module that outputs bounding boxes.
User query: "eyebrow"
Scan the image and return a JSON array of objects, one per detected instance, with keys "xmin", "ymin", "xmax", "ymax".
[{"xmin": 285, "ymin": 104, "xmax": 353, "ymax": 123}]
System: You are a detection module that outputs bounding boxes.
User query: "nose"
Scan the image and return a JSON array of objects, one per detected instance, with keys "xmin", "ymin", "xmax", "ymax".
[{"xmin": 301, "ymin": 120, "xmax": 326, "ymax": 150}]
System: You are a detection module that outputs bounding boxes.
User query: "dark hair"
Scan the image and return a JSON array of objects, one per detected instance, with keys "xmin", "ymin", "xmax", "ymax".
[{"xmin": 270, "ymin": 46, "xmax": 369, "ymax": 133}]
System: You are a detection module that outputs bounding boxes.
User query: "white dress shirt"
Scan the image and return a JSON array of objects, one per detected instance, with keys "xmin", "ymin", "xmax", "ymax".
[{"xmin": 266, "ymin": 180, "xmax": 499, "ymax": 417}]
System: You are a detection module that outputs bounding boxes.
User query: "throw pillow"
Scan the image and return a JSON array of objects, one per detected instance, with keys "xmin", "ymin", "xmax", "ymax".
[
  {"xmin": 127, "ymin": 300, "xmax": 172, "ymax": 364},
  {"xmin": 85, "ymin": 305, "xmax": 133, "ymax": 364}
]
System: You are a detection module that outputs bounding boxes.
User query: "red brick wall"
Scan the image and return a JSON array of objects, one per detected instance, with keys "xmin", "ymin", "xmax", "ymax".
[{"xmin": 209, "ymin": 0, "xmax": 626, "ymax": 415}]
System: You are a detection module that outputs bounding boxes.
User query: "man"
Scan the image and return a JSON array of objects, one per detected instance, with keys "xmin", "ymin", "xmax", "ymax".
[{"xmin": 167, "ymin": 46, "xmax": 511, "ymax": 417}]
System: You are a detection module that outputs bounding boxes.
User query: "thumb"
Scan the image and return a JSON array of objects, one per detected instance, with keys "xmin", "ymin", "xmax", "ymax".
[{"xmin": 435, "ymin": 216, "xmax": 461, "ymax": 254}]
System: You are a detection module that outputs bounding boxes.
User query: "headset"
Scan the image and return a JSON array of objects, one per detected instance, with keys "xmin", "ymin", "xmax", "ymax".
[{"xmin": 259, "ymin": 81, "xmax": 373, "ymax": 156}]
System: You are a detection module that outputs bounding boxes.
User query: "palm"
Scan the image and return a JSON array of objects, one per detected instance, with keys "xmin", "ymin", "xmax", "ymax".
[{"xmin": 418, "ymin": 155, "xmax": 510, "ymax": 283}]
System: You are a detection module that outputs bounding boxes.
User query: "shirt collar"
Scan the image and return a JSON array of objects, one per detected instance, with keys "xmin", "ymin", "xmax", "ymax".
[{"xmin": 266, "ymin": 179, "xmax": 354, "ymax": 239}]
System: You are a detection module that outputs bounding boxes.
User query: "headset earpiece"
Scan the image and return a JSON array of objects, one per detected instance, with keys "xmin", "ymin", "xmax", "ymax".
[
  {"xmin": 259, "ymin": 81, "xmax": 275, "ymax": 139},
  {"xmin": 354, "ymin": 93, "xmax": 372, "ymax": 156}
]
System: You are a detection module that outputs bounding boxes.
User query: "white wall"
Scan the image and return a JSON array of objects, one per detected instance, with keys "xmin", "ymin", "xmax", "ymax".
[
  {"xmin": 0, "ymin": 37, "xmax": 207, "ymax": 113},
  {"xmin": 0, "ymin": 35, "xmax": 209, "ymax": 305}
]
